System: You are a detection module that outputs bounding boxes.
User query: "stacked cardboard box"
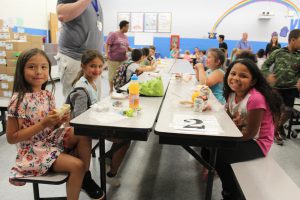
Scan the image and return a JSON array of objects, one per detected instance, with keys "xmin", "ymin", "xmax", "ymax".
[{"xmin": 0, "ymin": 19, "xmax": 45, "ymax": 97}]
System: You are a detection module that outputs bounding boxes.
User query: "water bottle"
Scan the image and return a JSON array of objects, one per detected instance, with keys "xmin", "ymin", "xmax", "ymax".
[{"xmin": 128, "ymin": 74, "xmax": 139, "ymax": 110}]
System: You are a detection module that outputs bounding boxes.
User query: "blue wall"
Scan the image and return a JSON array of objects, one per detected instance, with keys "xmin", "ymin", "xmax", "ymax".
[
  {"xmin": 18, "ymin": 27, "xmax": 288, "ymax": 57},
  {"xmin": 125, "ymin": 36, "xmax": 288, "ymax": 58}
]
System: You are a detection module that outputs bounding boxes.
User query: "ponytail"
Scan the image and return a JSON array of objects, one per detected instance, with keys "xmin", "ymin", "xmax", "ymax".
[{"xmin": 72, "ymin": 69, "xmax": 84, "ymax": 87}]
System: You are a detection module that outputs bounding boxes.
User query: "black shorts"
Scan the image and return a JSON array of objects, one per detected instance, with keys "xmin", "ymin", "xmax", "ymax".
[{"xmin": 274, "ymin": 88, "xmax": 299, "ymax": 108}]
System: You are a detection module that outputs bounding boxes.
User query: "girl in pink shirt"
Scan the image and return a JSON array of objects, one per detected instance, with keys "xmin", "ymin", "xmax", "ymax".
[{"xmin": 202, "ymin": 58, "xmax": 282, "ymax": 200}]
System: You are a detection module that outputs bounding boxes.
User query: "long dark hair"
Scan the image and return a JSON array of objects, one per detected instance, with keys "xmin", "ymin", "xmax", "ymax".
[
  {"xmin": 13, "ymin": 48, "xmax": 55, "ymax": 114},
  {"xmin": 72, "ymin": 50, "xmax": 104, "ymax": 86},
  {"xmin": 223, "ymin": 59, "xmax": 282, "ymax": 120}
]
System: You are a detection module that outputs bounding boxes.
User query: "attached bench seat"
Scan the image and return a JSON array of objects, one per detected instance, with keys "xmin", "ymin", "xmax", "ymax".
[
  {"xmin": 231, "ymin": 157, "xmax": 300, "ymax": 200},
  {"xmin": 13, "ymin": 172, "xmax": 69, "ymax": 200}
]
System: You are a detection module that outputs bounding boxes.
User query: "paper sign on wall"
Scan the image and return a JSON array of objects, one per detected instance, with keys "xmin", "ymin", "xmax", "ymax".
[{"xmin": 134, "ymin": 33, "xmax": 154, "ymax": 45}]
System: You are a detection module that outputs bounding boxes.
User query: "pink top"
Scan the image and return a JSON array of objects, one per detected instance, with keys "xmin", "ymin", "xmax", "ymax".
[
  {"xmin": 227, "ymin": 88, "xmax": 274, "ymax": 155},
  {"xmin": 106, "ymin": 31, "xmax": 129, "ymax": 61},
  {"xmin": 183, "ymin": 54, "xmax": 192, "ymax": 62}
]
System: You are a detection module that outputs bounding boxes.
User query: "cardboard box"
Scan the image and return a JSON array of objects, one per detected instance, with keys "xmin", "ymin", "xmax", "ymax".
[
  {"xmin": 30, "ymin": 42, "xmax": 43, "ymax": 50},
  {"xmin": 6, "ymin": 67, "xmax": 16, "ymax": 76},
  {"xmin": 0, "ymin": 66, "xmax": 6, "ymax": 74},
  {"xmin": 6, "ymin": 51, "xmax": 20, "ymax": 59},
  {"xmin": 0, "ymin": 27, "xmax": 11, "ymax": 33},
  {"xmin": 6, "ymin": 59, "xmax": 17, "ymax": 68},
  {"xmin": 0, "ymin": 19, "xmax": 3, "ymax": 27},
  {"xmin": 18, "ymin": 33, "xmax": 28, "ymax": 40},
  {"xmin": 0, "ymin": 32, "xmax": 10, "ymax": 40},
  {"xmin": 0, "ymin": 50, "xmax": 5, "ymax": 57},
  {"xmin": 5, "ymin": 41, "xmax": 31, "ymax": 51},
  {"xmin": 0, "ymin": 57, "xmax": 6, "ymax": 65},
  {"xmin": 26, "ymin": 35, "xmax": 44, "ymax": 43}
]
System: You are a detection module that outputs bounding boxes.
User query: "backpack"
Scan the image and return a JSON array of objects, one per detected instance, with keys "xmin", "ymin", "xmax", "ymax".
[
  {"xmin": 113, "ymin": 61, "xmax": 134, "ymax": 91},
  {"xmin": 65, "ymin": 87, "xmax": 92, "ymax": 118}
]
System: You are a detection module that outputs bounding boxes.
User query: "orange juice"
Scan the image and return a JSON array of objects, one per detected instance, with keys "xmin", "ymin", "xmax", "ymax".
[
  {"xmin": 128, "ymin": 74, "xmax": 139, "ymax": 110},
  {"xmin": 192, "ymin": 90, "xmax": 200, "ymax": 103}
]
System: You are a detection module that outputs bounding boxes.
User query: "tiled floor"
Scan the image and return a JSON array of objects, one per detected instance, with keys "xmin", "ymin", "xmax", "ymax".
[{"xmin": 0, "ymin": 71, "xmax": 300, "ymax": 200}]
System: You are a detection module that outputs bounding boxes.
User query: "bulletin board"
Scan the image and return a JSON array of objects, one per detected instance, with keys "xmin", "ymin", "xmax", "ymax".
[
  {"xmin": 117, "ymin": 12, "xmax": 131, "ymax": 31},
  {"xmin": 158, "ymin": 13, "xmax": 172, "ymax": 33},
  {"xmin": 144, "ymin": 13, "xmax": 157, "ymax": 32},
  {"xmin": 131, "ymin": 13, "xmax": 144, "ymax": 32},
  {"xmin": 116, "ymin": 12, "xmax": 172, "ymax": 33}
]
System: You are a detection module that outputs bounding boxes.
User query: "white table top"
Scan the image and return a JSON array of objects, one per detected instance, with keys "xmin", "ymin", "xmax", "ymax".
[
  {"xmin": 71, "ymin": 74, "xmax": 170, "ymax": 131},
  {"xmin": 168, "ymin": 59, "xmax": 195, "ymax": 75},
  {"xmin": 155, "ymin": 76, "xmax": 242, "ymax": 139}
]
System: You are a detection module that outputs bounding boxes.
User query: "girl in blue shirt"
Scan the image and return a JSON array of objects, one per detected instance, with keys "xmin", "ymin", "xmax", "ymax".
[{"xmin": 195, "ymin": 48, "xmax": 226, "ymax": 104}]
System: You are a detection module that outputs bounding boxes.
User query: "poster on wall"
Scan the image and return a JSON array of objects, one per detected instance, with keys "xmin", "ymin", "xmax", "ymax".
[
  {"xmin": 144, "ymin": 13, "xmax": 157, "ymax": 32},
  {"xmin": 131, "ymin": 13, "xmax": 144, "ymax": 32},
  {"xmin": 117, "ymin": 12, "xmax": 131, "ymax": 31},
  {"xmin": 158, "ymin": 13, "xmax": 171, "ymax": 33}
]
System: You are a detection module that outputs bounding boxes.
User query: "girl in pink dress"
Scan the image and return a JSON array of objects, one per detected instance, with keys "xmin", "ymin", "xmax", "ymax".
[{"xmin": 6, "ymin": 48, "xmax": 104, "ymax": 200}]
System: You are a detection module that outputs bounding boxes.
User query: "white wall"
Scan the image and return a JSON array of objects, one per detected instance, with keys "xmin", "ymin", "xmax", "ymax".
[
  {"xmin": 0, "ymin": 0, "xmax": 56, "ymax": 29},
  {"xmin": 102, "ymin": 0, "xmax": 300, "ymax": 43},
  {"xmin": 0, "ymin": 0, "xmax": 299, "ymax": 43}
]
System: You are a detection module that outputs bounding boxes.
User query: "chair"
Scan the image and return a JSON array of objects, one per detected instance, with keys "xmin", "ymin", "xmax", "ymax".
[
  {"xmin": 13, "ymin": 172, "xmax": 69, "ymax": 200},
  {"xmin": 287, "ymin": 97, "xmax": 300, "ymax": 138}
]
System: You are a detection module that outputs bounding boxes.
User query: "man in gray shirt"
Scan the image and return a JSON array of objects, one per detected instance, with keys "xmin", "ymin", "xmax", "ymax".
[
  {"xmin": 56, "ymin": 0, "xmax": 105, "ymax": 199},
  {"xmin": 57, "ymin": 0, "xmax": 104, "ymax": 97}
]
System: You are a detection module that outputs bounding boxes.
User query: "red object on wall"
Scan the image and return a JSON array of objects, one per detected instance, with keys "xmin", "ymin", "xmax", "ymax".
[{"xmin": 170, "ymin": 35, "xmax": 180, "ymax": 49}]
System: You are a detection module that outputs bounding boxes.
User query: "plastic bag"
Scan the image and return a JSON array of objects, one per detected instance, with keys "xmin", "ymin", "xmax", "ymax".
[{"xmin": 139, "ymin": 77, "xmax": 164, "ymax": 97}]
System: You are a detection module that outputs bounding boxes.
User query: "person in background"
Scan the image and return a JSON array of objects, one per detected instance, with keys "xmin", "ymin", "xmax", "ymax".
[
  {"xmin": 236, "ymin": 50, "xmax": 257, "ymax": 63},
  {"xmin": 265, "ymin": 32, "xmax": 281, "ymax": 57},
  {"xmin": 261, "ymin": 29, "xmax": 300, "ymax": 145},
  {"xmin": 141, "ymin": 47, "xmax": 155, "ymax": 67},
  {"xmin": 256, "ymin": 49, "xmax": 266, "ymax": 69},
  {"xmin": 105, "ymin": 20, "xmax": 131, "ymax": 93},
  {"xmin": 195, "ymin": 48, "xmax": 226, "ymax": 104},
  {"xmin": 170, "ymin": 44, "xmax": 179, "ymax": 59},
  {"xmin": 126, "ymin": 49, "xmax": 156, "ymax": 82},
  {"xmin": 202, "ymin": 58, "xmax": 281, "ymax": 200},
  {"xmin": 183, "ymin": 50, "xmax": 192, "ymax": 63},
  {"xmin": 218, "ymin": 34, "xmax": 228, "ymax": 57},
  {"xmin": 56, "ymin": 0, "xmax": 104, "ymax": 98},
  {"xmin": 230, "ymin": 48, "xmax": 239, "ymax": 64},
  {"xmin": 149, "ymin": 45, "xmax": 156, "ymax": 61},
  {"xmin": 198, "ymin": 50, "xmax": 207, "ymax": 68},
  {"xmin": 236, "ymin": 32, "xmax": 252, "ymax": 51},
  {"xmin": 6, "ymin": 48, "xmax": 105, "ymax": 200}
]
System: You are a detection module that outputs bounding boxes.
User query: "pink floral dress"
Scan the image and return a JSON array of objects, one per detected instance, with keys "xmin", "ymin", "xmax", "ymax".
[{"xmin": 8, "ymin": 90, "xmax": 69, "ymax": 184}]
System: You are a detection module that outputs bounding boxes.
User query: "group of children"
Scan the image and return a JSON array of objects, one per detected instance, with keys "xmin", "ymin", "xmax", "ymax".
[{"xmin": 6, "ymin": 29, "xmax": 300, "ymax": 200}]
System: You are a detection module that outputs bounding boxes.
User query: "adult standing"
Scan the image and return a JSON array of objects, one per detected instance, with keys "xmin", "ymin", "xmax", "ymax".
[
  {"xmin": 265, "ymin": 32, "xmax": 281, "ymax": 57},
  {"xmin": 56, "ymin": 0, "xmax": 105, "ymax": 199},
  {"xmin": 56, "ymin": 0, "xmax": 104, "ymax": 98},
  {"xmin": 105, "ymin": 20, "xmax": 131, "ymax": 93},
  {"xmin": 236, "ymin": 32, "xmax": 252, "ymax": 51},
  {"xmin": 261, "ymin": 29, "xmax": 300, "ymax": 145},
  {"xmin": 218, "ymin": 34, "xmax": 228, "ymax": 56}
]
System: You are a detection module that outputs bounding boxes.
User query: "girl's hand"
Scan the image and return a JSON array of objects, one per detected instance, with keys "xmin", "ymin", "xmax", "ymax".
[
  {"xmin": 266, "ymin": 73, "xmax": 277, "ymax": 85},
  {"xmin": 196, "ymin": 63, "xmax": 204, "ymax": 71},
  {"xmin": 41, "ymin": 111, "xmax": 60, "ymax": 128},
  {"xmin": 297, "ymin": 79, "xmax": 300, "ymax": 91},
  {"xmin": 61, "ymin": 111, "xmax": 71, "ymax": 124}
]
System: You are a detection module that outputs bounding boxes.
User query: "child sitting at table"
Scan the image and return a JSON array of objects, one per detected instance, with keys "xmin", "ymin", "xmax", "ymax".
[
  {"xmin": 6, "ymin": 48, "xmax": 104, "ymax": 200},
  {"xmin": 141, "ymin": 47, "xmax": 155, "ymax": 67},
  {"xmin": 183, "ymin": 50, "xmax": 192, "ymax": 63},
  {"xmin": 69, "ymin": 50, "xmax": 130, "ymax": 187},
  {"xmin": 194, "ymin": 48, "xmax": 226, "ymax": 104},
  {"xmin": 126, "ymin": 49, "xmax": 156, "ymax": 82},
  {"xmin": 170, "ymin": 44, "xmax": 179, "ymax": 59},
  {"xmin": 202, "ymin": 58, "xmax": 282, "ymax": 200}
]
